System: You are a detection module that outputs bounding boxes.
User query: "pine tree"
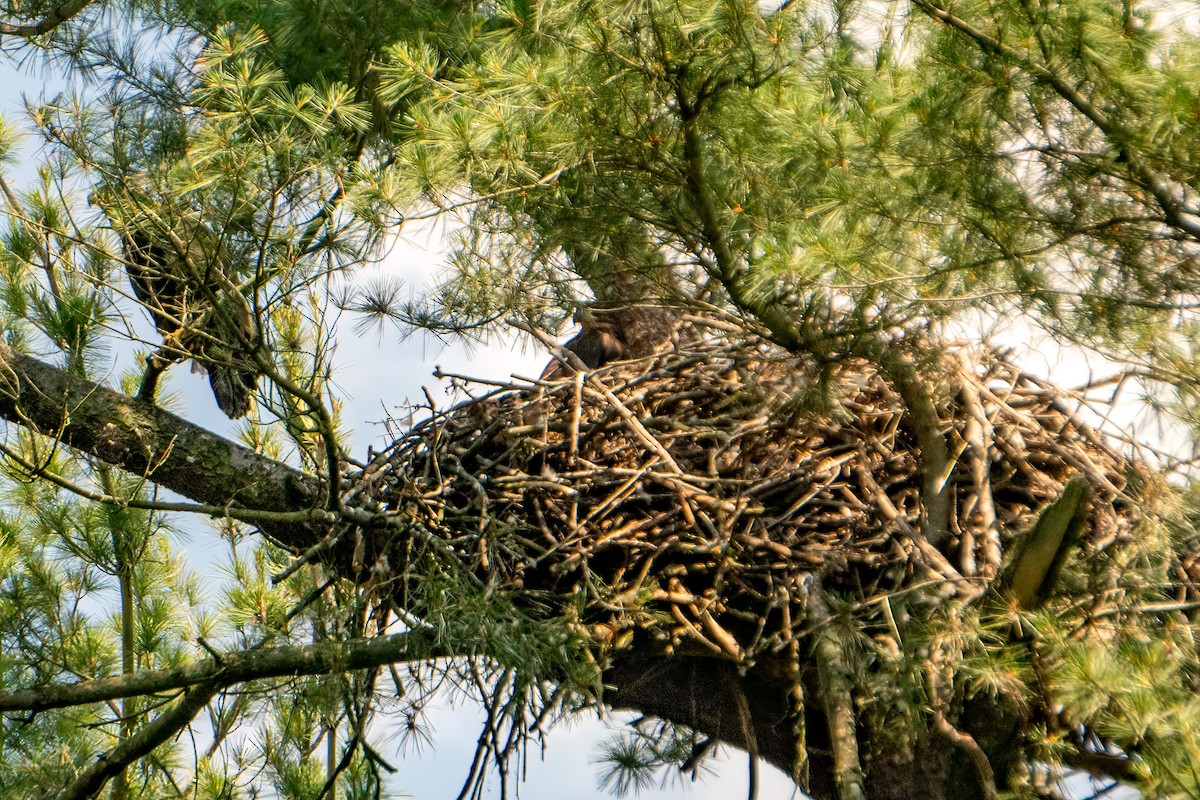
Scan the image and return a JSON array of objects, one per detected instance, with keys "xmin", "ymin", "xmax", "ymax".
[{"xmin": 2, "ymin": 1, "xmax": 1200, "ymax": 799}]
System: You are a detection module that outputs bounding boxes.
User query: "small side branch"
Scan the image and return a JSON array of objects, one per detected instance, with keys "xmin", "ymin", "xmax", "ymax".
[
  {"xmin": 56, "ymin": 681, "xmax": 221, "ymax": 800},
  {"xmin": 137, "ymin": 348, "xmax": 175, "ymax": 403}
]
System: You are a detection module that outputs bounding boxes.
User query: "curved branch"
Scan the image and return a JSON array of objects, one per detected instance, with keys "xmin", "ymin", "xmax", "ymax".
[{"xmin": 933, "ymin": 712, "xmax": 997, "ymax": 800}]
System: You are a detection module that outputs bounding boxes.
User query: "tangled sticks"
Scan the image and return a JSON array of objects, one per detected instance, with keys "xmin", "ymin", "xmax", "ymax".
[{"xmin": 348, "ymin": 333, "xmax": 1139, "ymax": 668}]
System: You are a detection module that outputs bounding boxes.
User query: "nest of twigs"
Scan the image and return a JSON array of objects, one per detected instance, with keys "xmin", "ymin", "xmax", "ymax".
[{"xmin": 349, "ymin": 332, "xmax": 1138, "ymax": 662}]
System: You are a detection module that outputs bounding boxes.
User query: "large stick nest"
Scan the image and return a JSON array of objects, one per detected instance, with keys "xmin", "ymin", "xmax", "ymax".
[{"xmin": 350, "ymin": 332, "xmax": 1139, "ymax": 663}]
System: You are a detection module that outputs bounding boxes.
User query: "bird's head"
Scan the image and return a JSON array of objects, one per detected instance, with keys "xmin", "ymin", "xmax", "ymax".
[
  {"xmin": 571, "ymin": 303, "xmax": 620, "ymax": 333},
  {"xmin": 571, "ymin": 303, "xmax": 595, "ymax": 327}
]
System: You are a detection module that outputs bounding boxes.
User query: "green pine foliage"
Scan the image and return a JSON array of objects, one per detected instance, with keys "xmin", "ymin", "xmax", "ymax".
[{"xmin": 2, "ymin": 0, "xmax": 1200, "ymax": 797}]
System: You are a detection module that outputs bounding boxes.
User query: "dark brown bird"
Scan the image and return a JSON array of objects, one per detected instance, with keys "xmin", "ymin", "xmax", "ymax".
[
  {"xmin": 541, "ymin": 303, "xmax": 677, "ymax": 379},
  {"xmin": 119, "ymin": 214, "xmax": 261, "ymax": 419}
]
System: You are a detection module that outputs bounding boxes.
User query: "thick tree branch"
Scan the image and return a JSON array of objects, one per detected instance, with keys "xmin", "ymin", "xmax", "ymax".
[
  {"xmin": 873, "ymin": 349, "xmax": 953, "ymax": 550},
  {"xmin": 0, "ymin": 342, "xmax": 323, "ymax": 548},
  {"xmin": 807, "ymin": 582, "xmax": 866, "ymax": 800},
  {"xmin": 0, "ymin": 0, "xmax": 93, "ymax": 38}
]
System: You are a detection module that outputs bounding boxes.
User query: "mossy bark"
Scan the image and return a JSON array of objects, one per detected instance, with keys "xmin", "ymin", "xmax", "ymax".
[{"xmin": 0, "ymin": 342, "xmax": 323, "ymax": 547}]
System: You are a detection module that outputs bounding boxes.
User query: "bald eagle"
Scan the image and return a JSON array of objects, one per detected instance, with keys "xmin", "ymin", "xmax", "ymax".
[
  {"xmin": 542, "ymin": 303, "xmax": 678, "ymax": 379},
  {"xmin": 119, "ymin": 215, "xmax": 262, "ymax": 419}
]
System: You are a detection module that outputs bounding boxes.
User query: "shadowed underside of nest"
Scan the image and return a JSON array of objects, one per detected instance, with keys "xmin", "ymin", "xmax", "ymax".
[{"xmin": 352, "ymin": 334, "xmax": 1137, "ymax": 666}]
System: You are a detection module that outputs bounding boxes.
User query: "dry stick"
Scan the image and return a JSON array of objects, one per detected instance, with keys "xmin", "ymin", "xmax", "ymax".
[
  {"xmin": 805, "ymin": 579, "xmax": 866, "ymax": 800},
  {"xmin": 580, "ymin": 382, "xmax": 682, "ymax": 472},
  {"xmin": 855, "ymin": 450, "xmax": 962, "ymax": 587},
  {"xmin": 989, "ymin": 428, "xmax": 1061, "ymax": 496},
  {"xmin": 568, "ymin": 375, "xmax": 584, "ymax": 465},
  {"xmin": 697, "ymin": 605, "xmax": 743, "ymax": 659},
  {"xmin": 519, "ymin": 323, "xmax": 683, "ymax": 472},
  {"xmin": 569, "ymin": 373, "xmax": 584, "ymax": 531},
  {"xmin": 662, "ymin": 574, "xmax": 741, "ymax": 659},
  {"xmin": 958, "ymin": 351, "xmax": 1001, "ymax": 574},
  {"xmin": 577, "ymin": 467, "xmax": 650, "ymax": 530},
  {"xmin": 667, "ymin": 596, "xmax": 726, "ymax": 655},
  {"xmin": 1031, "ymin": 377, "xmax": 1143, "ymax": 467},
  {"xmin": 524, "ymin": 323, "xmax": 730, "ymax": 539},
  {"xmin": 770, "ymin": 456, "xmax": 853, "ymax": 525},
  {"xmin": 978, "ymin": 383, "xmax": 1122, "ymax": 497}
]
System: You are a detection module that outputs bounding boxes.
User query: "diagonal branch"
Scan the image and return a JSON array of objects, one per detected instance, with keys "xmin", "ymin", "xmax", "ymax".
[
  {"xmin": 0, "ymin": 0, "xmax": 93, "ymax": 38},
  {"xmin": 910, "ymin": 0, "xmax": 1200, "ymax": 241},
  {"xmin": 0, "ymin": 342, "xmax": 323, "ymax": 548},
  {"xmin": 56, "ymin": 681, "xmax": 221, "ymax": 800},
  {"xmin": 0, "ymin": 630, "xmax": 443, "ymax": 713}
]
